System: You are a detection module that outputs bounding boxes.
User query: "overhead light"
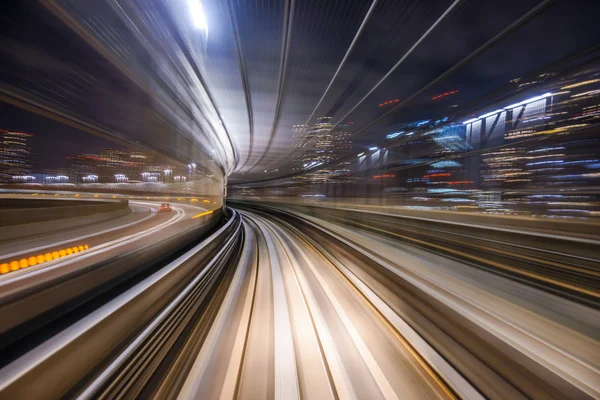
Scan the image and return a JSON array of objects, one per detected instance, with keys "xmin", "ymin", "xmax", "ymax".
[
  {"xmin": 369, "ymin": 146, "xmax": 379, "ymax": 151},
  {"xmin": 188, "ymin": 0, "xmax": 208, "ymax": 32},
  {"xmin": 357, "ymin": 152, "xmax": 365, "ymax": 157}
]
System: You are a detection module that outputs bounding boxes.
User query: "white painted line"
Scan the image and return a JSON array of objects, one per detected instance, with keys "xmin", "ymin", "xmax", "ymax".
[
  {"xmin": 218, "ymin": 228, "xmax": 258, "ymax": 399},
  {"xmin": 253, "ymin": 217, "xmax": 300, "ymax": 400},
  {"xmin": 0, "ymin": 205, "xmax": 186, "ymax": 284},
  {"xmin": 292, "ymin": 239, "xmax": 399, "ymax": 400},
  {"xmin": 306, "ymin": 216, "xmax": 600, "ymax": 398},
  {"xmin": 177, "ymin": 223, "xmax": 256, "ymax": 399},
  {"xmin": 1, "ymin": 202, "xmax": 157, "ymax": 260},
  {"xmin": 256, "ymin": 215, "xmax": 339, "ymax": 400},
  {"xmin": 274, "ymin": 230, "xmax": 356, "ymax": 400},
  {"xmin": 333, "ymin": 257, "xmax": 483, "ymax": 399}
]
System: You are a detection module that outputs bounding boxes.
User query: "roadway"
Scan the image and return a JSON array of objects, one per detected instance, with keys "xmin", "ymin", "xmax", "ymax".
[
  {"xmin": 0, "ymin": 202, "xmax": 598, "ymax": 399},
  {"xmin": 0, "ymin": 199, "xmax": 214, "ymax": 277}
]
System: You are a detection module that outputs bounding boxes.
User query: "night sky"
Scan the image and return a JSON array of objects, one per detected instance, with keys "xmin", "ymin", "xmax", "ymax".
[
  {"xmin": 0, "ymin": 102, "xmax": 122, "ymax": 170},
  {"xmin": 0, "ymin": 0, "xmax": 599, "ymax": 175}
]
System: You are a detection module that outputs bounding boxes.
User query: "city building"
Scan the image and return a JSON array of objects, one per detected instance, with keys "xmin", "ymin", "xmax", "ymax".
[
  {"xmin": 0, "ymin": 129, "xmax": 33, "ymax": 183},
  {"xmin": 291, "ymin": 124, "xmax": 308, "ymax": 151},
  {"xmin": 292, "ymin": 117, "xmax": 352, "ymax": 172}
]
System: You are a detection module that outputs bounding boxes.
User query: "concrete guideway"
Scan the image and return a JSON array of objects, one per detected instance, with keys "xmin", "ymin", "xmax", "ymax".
[{"xmin": 0, "ymin": 204, "xmax": 598, "ymax": 399}]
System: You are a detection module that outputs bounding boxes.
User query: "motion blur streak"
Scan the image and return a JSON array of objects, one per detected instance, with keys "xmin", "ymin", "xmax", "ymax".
[
  {"xmin": 1, "ymin": 0, "xmax": 599, "ymax": 398},
  {"xmin": 1, "ymin": 202, "xmax": 598, "ymax": 399}
]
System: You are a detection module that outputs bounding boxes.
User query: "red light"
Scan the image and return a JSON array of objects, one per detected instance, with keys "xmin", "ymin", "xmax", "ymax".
[
  {"xmin": 432, "ymin": 89, "xmax": 459, "ymax": 100},
  {"xmin": 379, "ymin": 98, "xmax": 402, "ymax": 107}
]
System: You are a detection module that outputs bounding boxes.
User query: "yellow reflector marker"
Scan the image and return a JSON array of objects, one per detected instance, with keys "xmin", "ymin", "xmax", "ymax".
[
  {"xmin": 2, "ymin": 244, "xmax": 91, "ymax": 275},
  {"xmin": 192, "ymin": 210, "xmax": 214, "ymax": 219}
]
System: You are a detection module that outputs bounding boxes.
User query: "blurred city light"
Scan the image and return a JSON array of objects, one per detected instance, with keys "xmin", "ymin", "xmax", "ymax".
[{"xmin": 386, "ymin": 131, "xmax": 404, "ymax": 139}]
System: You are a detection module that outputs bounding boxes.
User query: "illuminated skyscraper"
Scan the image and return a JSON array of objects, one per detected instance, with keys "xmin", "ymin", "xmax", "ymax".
[
  {"xmin": 293, "ymin": 117, "xmax": 352, "ymax": 170},
  {"xmin": 292, "ymin": 124, "xmax": 308, "ymax": 150},
  {"xmin": 0, "ymin": 129, "xmax": 33, "ymax": 183}
]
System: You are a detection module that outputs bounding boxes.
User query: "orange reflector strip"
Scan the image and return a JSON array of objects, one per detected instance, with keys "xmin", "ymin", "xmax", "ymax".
[{"xmin": 0, "ymin": 244, "xmax": 90, "ymax": 275}]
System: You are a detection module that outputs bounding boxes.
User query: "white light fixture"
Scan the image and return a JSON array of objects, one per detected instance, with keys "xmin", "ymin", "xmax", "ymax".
[
  {"xmin": 188, "ymin": 0, "xmax": 208, "ymax": 32},
  {"xmin": 369, "ymin": 146, "xmax": 379, "ymax": 151}
]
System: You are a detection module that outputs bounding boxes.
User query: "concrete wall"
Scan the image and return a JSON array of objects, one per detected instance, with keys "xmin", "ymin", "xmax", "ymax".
[{"xmin": 0, "ymin": 199, "xmax": 131, "ymax": 240}]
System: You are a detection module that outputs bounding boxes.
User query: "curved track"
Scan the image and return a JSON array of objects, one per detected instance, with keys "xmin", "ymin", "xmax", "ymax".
[{"xmin": 0, "ymin": 205, "xmax": 598, "ymax": 399}]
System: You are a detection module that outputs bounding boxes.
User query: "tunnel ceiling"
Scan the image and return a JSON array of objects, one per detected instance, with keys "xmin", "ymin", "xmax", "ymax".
[{"xmin": 197, "ymin": 0, "xmax": 599, "ymax": 183}]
